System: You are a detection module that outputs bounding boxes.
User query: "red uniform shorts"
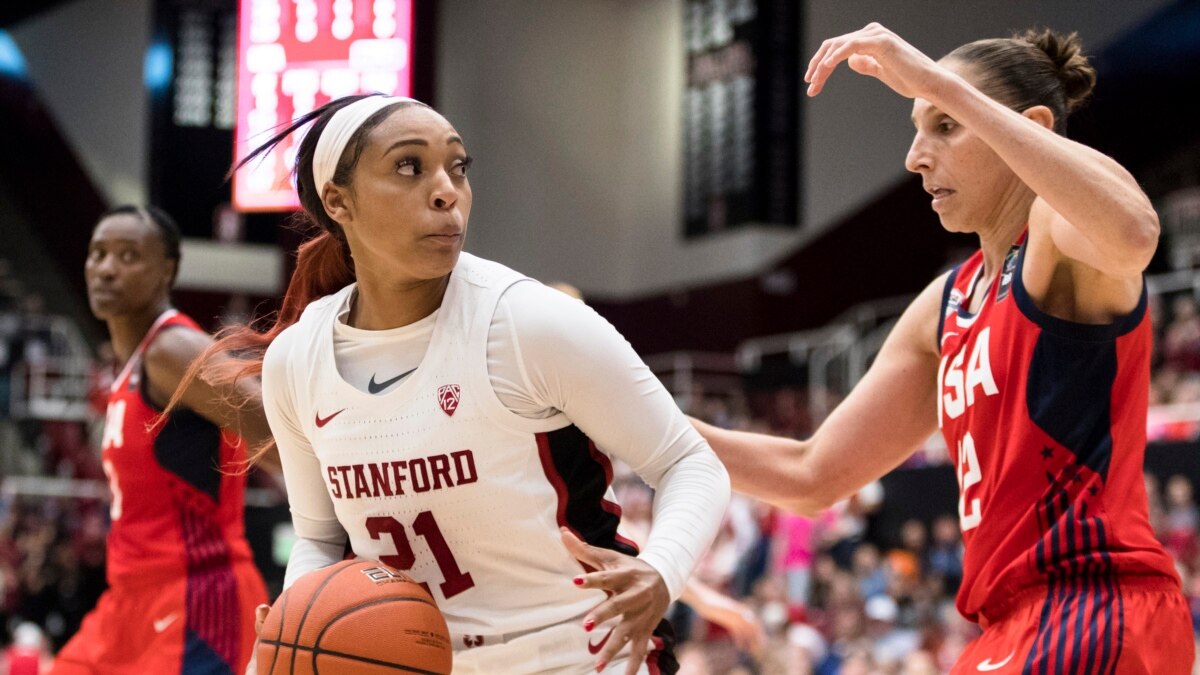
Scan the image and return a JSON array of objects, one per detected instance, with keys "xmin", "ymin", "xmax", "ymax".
[
  {"xmin": 50, "ymin": 563, "xmax": 265, "ymax": 675},
  {"xmin": 953, "ymin": 575, "xmax": 1193, "ymax": 674}
]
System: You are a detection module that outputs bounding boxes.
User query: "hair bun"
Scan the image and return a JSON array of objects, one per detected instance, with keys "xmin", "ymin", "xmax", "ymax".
[{"xmin": 1015, "ymin": 27, "xmax": 1097, "ymax": 111}]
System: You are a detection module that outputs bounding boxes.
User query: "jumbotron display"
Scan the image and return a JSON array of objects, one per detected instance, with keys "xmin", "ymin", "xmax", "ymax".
[
  {"xmin": 683, "ymin": 0, "xmax": 799, "ymax": 238},
  {"xmin": 233, "ymin": 0, "xmax": 414, "ymax": 211}
]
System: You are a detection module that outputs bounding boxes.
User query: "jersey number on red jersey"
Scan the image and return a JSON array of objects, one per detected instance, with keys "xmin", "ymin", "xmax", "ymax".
[{"xmin": 101, "ymin": 400, "xmax": 128, "ymax": 520}]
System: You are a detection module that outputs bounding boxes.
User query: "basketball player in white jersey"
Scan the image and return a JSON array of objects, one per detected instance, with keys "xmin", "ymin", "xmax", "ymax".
[{"xmin": 185, "ymin": 94, "xmax": 731, "ymax": 675}]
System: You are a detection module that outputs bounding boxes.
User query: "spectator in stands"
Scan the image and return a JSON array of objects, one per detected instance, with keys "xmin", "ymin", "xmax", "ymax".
[
  {"xmin": 1145, "ymin": 471, "xmax": 1166, "ymax": 538},
  {"xmin": 863, "ymin": 594, "xmax": 920, "ymax": 668},
  {"xmin": 886, "ymin": 519, "xmax": 927, "ymax": 588},
  {"xmin": 824, "ymin": 482, "xmax": 883, "ymax": 569},
  {"xmin": 1164, "ymin": 294, "xmax": 1200, "ymax": 372},
  {"xmin": 1165, "ymin": 474, "xmax": 1200, "ymax": 564},
  {"xmin": 9, "ymin": 294, "xmax": 56, "ymax": 369},
  {"xmin": 925, "ymin": 514, "xmax": 964, "ymax": 595},
  {"xmin": 772, "ymin": 507, "xmax": 837, "ymax": 610},
  {"xmin": 1177, "ymin": 372, "xmax": 1200, "ymax": 404},
  {"xmin": 902, "ymin": 649, "xmax": 941, "ymax": 675},
  {"xmin": 1, "ymin": 622, "xmax": 52, "ymax": 675}
]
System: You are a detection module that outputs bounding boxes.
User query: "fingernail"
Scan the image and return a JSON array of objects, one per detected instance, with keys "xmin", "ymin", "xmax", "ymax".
[
  {"xmin": 584, "ymin": 619, "xmax": 595, "ymax": 632},
  {"xmin": 595, "ymin": 662, "xmax": 606, "ymax": 672},
  {"xmin": 573, "ymin": 576, "xmax": 584, "ymax": 586}
]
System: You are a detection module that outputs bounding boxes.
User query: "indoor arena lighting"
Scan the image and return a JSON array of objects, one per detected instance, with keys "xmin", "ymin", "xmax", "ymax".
[
  {"xmin": 143, "ymin": 40, "xmax": 173, "ymax": 92},
  {"xmin": 0, "ymin": 30, "xmax": 28, "ymax": 79}
]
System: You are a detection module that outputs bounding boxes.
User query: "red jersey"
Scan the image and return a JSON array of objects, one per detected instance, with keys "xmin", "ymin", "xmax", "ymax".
[
  {"xmin": 936, "ymin": 238, "xmax": 1178, "ymax": 624},
  {"xmin": 97, "ymin": 310, "xmax": 257, "ymax": 666}
]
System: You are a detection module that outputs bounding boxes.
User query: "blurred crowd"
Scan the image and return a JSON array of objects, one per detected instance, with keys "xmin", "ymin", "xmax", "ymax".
[
  {"xmin": 1151, "ymin": 292, "xmax": 1200, "ymax": 443},
  {"xmin": 5, "ymin": 258, "xmax": 1200, "ymax": 671}
]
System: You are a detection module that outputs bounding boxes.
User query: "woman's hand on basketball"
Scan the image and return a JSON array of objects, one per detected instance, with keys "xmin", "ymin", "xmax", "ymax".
[
  {"xmin": 561, "ymin": 528, "xmax": 670, "ymax": 674},
  {"xmin": 805, "ymin": 22, "xmax": 946, "ymax": 100},
  {"xmin": 243, "ymin": 604, "xmax": 271, "ymax": 675}
]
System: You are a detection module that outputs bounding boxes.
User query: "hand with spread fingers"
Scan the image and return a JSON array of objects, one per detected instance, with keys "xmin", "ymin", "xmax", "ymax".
[
  {"xmin": 561, "ymin": 528, "xmax": 671, "ymax": 674},
  {"xmin": 805, "ymin": 22, "xmax": 947, "ymax": 100}
]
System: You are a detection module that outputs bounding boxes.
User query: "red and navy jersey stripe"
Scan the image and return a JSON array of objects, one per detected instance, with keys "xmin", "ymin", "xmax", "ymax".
[
  {"xmin": 1022, "ymin": 469, "xmax": 1125, "ymax": 673},
  {"xmin": 936, "ymin": 236, "xmax": 1177, "ymax": 636}
]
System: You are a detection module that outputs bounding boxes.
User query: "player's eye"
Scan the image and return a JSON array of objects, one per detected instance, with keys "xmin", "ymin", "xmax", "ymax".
[
  {"xmin": 450, "ymin": 156, "xmax": 473, "ymax": 178},
  {"xmin": 396, "ymin": 157, "xmax": 422, "ymax": 176}
]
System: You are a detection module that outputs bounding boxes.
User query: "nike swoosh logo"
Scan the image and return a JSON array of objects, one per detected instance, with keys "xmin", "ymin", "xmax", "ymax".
[
  {"xmin": 153, "ymin": 613, "xmax": 179, "ymax": 633},
  {"xmin": 367, "ymin": 368, "xmax": 417, "ymax": 394},
  {"xmin": 315, "ymin": 409, "xmax": 346, "ymax": 428},
  {"xmin": 977, "ymin": 650, "xmax": 1015, "ymax": 671},
  {"xmin": 587, "ymin": 628, "xmax": 613, "ymax": 655}
]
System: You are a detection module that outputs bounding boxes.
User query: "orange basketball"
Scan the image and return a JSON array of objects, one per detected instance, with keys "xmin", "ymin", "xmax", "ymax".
[{"xmin": 257, "ymin": 560, "xmax": 452, "ymax": 675}]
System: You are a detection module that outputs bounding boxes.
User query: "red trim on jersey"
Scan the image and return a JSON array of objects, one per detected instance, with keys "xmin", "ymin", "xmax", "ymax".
[
  {"xmin": 110, "ymin": 309, "xmax": 179, "ymax": 394},
  {"xmin": 536, "ymin": 431, "xmax": 575, "ymax": 537},
  {"xmin": 646, "ymin": 635, "xmax": 664, "ymax": 674}
]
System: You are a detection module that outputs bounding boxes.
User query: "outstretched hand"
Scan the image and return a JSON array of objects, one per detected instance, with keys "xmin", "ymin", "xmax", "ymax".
[
  {"xmin": 805, "ymin": 22, "xmax": 946, "ymax": 100},
  {"xmin": 561, "ymin": 528, "xmax": 670, "ymax": 674}
]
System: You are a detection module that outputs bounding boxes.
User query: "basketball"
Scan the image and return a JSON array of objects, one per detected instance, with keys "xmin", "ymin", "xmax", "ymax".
[{"xmin": 256, "ymin": 560, "xmax": 452, "ymax": 675}]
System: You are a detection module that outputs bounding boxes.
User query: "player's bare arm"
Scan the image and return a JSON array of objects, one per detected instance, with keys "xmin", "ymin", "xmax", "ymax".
[
  {"xmin": 806, "ymin": 22, "xmax": 1155, "ymax": 319},
  {"xmin": 695, "ymin": 272, "xmax": 946, "ymax": 516},
  {"xmin": 144, "ymin": 328, "xmax": 281, "ymax": 471}
]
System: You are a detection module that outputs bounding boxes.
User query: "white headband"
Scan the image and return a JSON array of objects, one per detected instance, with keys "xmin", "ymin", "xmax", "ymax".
[{"xmin": 312, "ymin": 95, "xmax": 417, "ymax": 193}]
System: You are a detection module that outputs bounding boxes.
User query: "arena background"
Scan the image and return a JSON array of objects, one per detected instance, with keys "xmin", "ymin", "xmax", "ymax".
[{"xmin": 2, "ymin": 0, "xmax": 1200, "ymax": 673}]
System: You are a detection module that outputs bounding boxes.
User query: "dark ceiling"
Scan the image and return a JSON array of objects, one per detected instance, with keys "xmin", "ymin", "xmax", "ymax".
[{"xmin": 0, "ymin": 1, "xmax": 76, "ymax": 29}]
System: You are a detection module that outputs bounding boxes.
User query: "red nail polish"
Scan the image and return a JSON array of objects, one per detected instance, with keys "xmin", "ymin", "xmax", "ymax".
[
  {"xmin": 584, "ymin": 619, "xmax": 595, "ymax": 632},
  {"xmin": 573, "ymin": 576, "xmax": 584, "ymax": 586}
]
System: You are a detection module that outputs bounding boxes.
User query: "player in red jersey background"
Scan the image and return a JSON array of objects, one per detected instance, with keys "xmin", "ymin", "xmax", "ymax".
[
  {"xmin": 50, "ymin": 206, "xmax": 276, "ymax": 675},
  {"xmin": 693, "ymin": 23, "xmax": 1193, "ymax": 674}
]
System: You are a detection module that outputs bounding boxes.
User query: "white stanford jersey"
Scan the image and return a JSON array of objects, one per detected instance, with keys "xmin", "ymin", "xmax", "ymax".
[{"xmin": 265, "ymin": 254, "xmax": 642, "ymax": 637}]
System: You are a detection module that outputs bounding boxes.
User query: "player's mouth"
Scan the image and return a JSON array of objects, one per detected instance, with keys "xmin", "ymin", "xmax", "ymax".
[{"xmin": 927, "ymin": 186, "xmax": 955, "ymax": 211}]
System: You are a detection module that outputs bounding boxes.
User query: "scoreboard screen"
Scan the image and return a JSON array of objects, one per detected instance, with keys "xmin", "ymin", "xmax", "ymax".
[
  {"xmin": 683, "ymin": 0, "xmax": 799, "ymax": 238},
  {"xmin": 234, "ymin": 0, "xmax": 414, "ymax": 211}
]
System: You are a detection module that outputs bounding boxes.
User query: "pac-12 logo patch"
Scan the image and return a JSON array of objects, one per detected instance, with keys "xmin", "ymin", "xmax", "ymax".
[{"xmin": 437, "ymin": 385, "xmax": 461, "ymax": 416}]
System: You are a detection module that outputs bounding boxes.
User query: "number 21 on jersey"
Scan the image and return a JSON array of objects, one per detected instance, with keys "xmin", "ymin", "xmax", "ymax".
[{"xmin": 957, "ymin": 432, "xmax": 983, "ymax": 531}]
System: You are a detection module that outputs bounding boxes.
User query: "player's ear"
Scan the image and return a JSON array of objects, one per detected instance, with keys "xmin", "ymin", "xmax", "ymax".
[
  {"xmin": 322, "ymin": 183, "xmax": 355, "ymax": 227},
  {"xmin": 1021, "ymin": 105, "xmax": 1054, "ymax": 131}
]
